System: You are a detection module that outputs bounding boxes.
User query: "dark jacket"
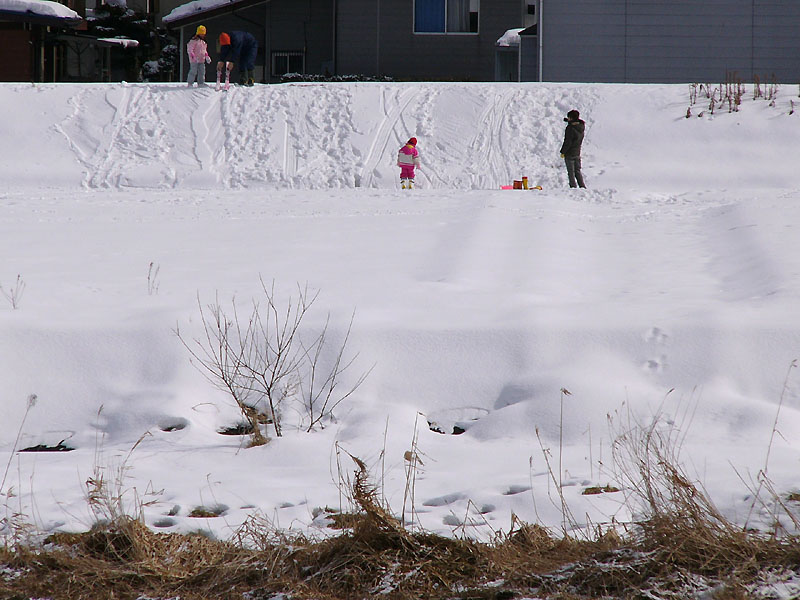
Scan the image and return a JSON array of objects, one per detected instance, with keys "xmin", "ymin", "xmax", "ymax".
[
  {"xmin": 219, "ymin": 31, "xmax": 257, "ymax": 63},
  {"xmin": 560, "ymin": 119, "xmax": 585, "ymax": 158}
]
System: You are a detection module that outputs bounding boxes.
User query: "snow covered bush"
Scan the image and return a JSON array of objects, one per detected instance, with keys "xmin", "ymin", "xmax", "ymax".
[
  {"xmin": 279, "ymin": 73, "xmax": 394, "ymax": 84},
  {"xmin": 87, "ymin": 2, "xmax": 177, "ymax": 82}
]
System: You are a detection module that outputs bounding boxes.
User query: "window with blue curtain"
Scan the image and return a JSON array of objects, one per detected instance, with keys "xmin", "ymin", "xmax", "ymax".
[
  {"xmin": 414, "ymin": 0, "xmax": 478, "ymax": 33},
  {"xmin": 415, "ymin": 0, "xmax": 446, "ymax": 33}
]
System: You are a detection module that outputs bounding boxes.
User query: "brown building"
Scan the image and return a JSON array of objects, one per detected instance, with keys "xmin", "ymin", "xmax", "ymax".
[{"xmin": 0, "ymin": 0, "xmax": 84, "ymax": 81}]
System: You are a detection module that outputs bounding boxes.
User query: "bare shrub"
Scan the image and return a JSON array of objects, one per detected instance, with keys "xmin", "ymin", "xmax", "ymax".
[
  {"xmin": 178, "ymin": 292, "xmax": 273, "ymax": 446},
  {"xmin": 299, "ymin": 309, "xmax": 371, "ymax": 433},
  {"xmin": 177, "ymin": 279, "xmax": 369, "ymax": 444}
]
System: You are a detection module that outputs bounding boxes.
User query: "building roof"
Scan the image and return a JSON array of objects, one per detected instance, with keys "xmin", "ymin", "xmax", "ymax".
[
  {"xmin": 162, "ymin": 0, "xmax": 267, "ymax": 28},
  {"xmin": 0, "ymin": 0, "xmax": 82, "ymax": 27}
]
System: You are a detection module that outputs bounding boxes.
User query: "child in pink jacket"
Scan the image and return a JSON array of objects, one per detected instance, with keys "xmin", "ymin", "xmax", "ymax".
[
  {"xmin": 397, "ymin": 137, "xmax": 421, "ymax": 189},
  {"xmin": 187, "ymin": 25, "xmax": 212, "ymax": 87}
]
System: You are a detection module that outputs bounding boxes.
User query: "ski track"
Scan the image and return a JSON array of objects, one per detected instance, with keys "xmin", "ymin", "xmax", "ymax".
[
  {"xmin": 360, "ymin": 87, "xmax": 418, "ymax": 188},
  {"xmin": 89, "ymin": 86, "xmax": 136, "ymax": 188},
  {"xmin": 467, "ymin": 89, "xmax": 513, "ymax": 189},
  {"xmin": 402, "ymin": 88, "xmax": 448, "ymax": 189},
  {"xmin": 58, "ymin": 86, "xmax": 189, "ymax": 189},
  {"xmin": 189, "ymin": 90, "xmax": 213, "ymax": 171},
  {"xmin": 52, "ymin": 89, "xmax": 85, "ymax": 158}
]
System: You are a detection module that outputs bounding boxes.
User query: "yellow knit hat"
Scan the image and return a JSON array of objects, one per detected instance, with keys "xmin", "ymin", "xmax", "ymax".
[{"xmin": 196, "ymin": 25, "xmax": 207, "ymax": 35}]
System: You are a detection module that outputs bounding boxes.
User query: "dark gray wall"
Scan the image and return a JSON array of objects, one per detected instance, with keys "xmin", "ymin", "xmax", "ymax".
[
  {"xmin": 535, "ymin": 0, "xmax": 800, "ymax": 83},
  {"xmin": 265, "ymin": 0, "xmax": 334, "ymax": 78},
  {"xmin": 337, "ymin": 0, "xmax": 527, "ymax": 81},
  {"xmin": 753, "ymin": 0, "xmax": 800, "ymax": 80},
  {"xmin": 495, "ymin": 47, "xmax": 518, "ymax": 82},
  {"xmin": 519, "ymin": 33, "xmax": 537, "ymax": 81}
]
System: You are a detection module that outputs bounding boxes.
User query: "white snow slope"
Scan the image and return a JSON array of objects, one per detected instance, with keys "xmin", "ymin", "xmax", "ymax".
[{"xmin": 1, "ymin": 81, "xmax": 800, "ymax": 542}]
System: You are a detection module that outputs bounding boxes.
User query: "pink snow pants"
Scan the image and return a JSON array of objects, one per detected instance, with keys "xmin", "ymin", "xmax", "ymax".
[{"xmin": 400, "ymin": 165, "xmax": 416, "ymax": 179}]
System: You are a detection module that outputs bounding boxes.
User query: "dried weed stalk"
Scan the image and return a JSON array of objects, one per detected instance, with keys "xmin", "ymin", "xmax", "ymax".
[{"xmin": 0, "ymin": 274, "xmax": 25, "ymax": 310}]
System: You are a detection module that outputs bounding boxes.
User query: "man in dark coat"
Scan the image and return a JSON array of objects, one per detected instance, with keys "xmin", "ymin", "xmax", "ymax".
[
  {"xmin": 216, "ymin": 31, "xmax": 258, "ymax": 88},
  {"xmin": 559, "ymin": 109, "xmax": 586, "ymax": 188}
]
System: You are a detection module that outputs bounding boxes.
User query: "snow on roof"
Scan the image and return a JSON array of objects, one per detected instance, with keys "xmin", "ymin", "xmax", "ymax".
[
  {"xmin": 496, "ymin": 28, "xmax": 524, "ymax": 47},
  {"xmin": 97, "ymin": 37, "xmax": 139, "ymax": 48},
  {"xmin": 0, "ymin": 0, "xmax": 79, "ymax": 20},
  {"xmin": 163, "ymin": 0, "xmax": 240, "ymax": 23}
]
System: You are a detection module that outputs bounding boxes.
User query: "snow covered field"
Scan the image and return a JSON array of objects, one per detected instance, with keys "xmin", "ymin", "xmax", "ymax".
[{"xmin": 1, "ymin": 81, "xmax": 800, "ymax": 543}]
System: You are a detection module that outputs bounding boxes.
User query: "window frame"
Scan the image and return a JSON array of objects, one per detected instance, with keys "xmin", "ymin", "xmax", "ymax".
[
  {"xmin": 271, "ymin": 50, "xmax": 305, "ymax": 77},
  {"xmin": 413, "ymin": 0, "xmax": 480, "ymax": 36}
]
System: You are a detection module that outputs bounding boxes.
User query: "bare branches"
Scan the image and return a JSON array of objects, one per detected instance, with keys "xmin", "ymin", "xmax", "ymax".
[
  {"xmin": 299, "ymin": 310, "xmax": 373, "ymax": 432},
  {"xmin": 177, "ymin": 280, "xmax": 368, "ymax": 445}
]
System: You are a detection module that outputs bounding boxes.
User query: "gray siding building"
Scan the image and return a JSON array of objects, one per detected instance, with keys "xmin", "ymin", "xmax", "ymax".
[
  {"xmin": 163, "ymin": 0, "xmax": 800, "ymax": 84},
  {"xmin": 337, "ymin": 0, "xmax": 531, "ymax": 81},
  {"xmin": 523, "ymin": 0, "xmax": 800, "ymax": 83}
]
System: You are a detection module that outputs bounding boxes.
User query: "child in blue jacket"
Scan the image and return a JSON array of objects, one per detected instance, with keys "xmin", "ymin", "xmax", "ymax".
[{"xmin": 216, "ymin": 31, "xmax": 258, "ymax": 89}]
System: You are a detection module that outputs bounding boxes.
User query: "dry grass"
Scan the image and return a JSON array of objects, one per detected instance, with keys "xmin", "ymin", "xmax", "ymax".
[
  {"xmin": 2, "ymin": 494, "xmax": 799, "ymax": 599},
  {"xmin": 1, "ymin": 518, "xmax": 261, "ymax": 600},
  {"xmin": 2, "ymin": 416, "xmax": 800, "ymax": 599}
]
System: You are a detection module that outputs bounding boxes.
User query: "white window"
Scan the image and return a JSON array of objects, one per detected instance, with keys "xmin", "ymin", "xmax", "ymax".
[
  {"xmin": 414, "ymin": 0, "xmax": 479, "ymax": 34},
  {"xmin": 271, "ymin": 51, "xmax": 305, "ymax": 76}
]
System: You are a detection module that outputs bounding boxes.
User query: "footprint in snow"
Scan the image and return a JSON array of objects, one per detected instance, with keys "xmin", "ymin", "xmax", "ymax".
[{"xmin": 644, "ymin": 326, "xmax": 669, "ymax": 344}]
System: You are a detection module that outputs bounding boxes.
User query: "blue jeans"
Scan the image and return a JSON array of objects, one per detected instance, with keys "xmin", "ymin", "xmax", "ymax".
[{"xmin": 565, "ymin": 156, "xmax": 586, "ymax": 188}]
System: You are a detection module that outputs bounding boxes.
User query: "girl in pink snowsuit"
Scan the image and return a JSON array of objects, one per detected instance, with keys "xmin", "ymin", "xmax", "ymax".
[
  {"xmin": 397, "ymin": 137, "xmax": 421, "ymax": 189},
  {"xmin": 187, "ymin": 25, "xmax": 212, "ymax": 86}
]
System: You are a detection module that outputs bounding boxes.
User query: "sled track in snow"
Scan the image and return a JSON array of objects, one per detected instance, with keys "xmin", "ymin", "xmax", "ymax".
[
  {"xmin": 467, "ymin": 90, "xmax": 514, "ymax": 190},
  {"xmin": 399, "ymin": 88, "xmax": 449, "ymax": 189},
  {"xmin": 60, "ymin": 86, "xmax": 182, "ymax": 189},
  {"xmin": 189, "ymin": 89, "xmax": 221, "ymax": 182},
  {"xmin": 89, "ymin": 86, "xmax": 136, "ymax": 188},
  {"xmin": 360, "ymin": 87, "xmax": 418, "ymax": 188}
]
